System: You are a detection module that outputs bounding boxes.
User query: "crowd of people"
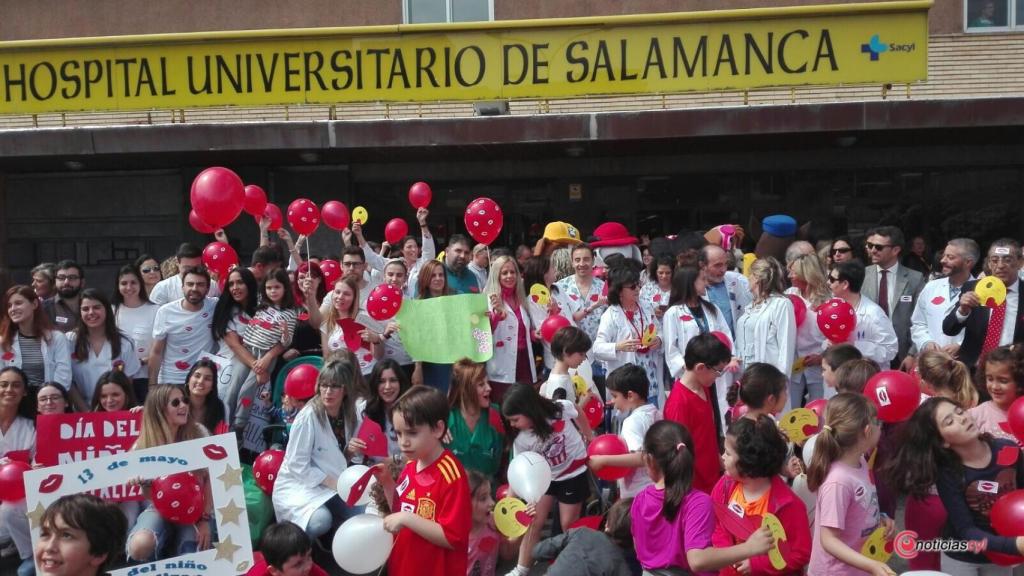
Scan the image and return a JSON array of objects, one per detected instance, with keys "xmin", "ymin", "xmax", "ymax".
[{"xmin": 1, "ymin": 210, "xmax": 1024, "ymax": 576}]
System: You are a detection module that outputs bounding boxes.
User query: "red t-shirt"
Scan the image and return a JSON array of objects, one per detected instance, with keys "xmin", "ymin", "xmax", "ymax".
[
  {"xmin": 388, "ymin": 449, "xmax": 472, "ymax": 576},
  {"xmin": 663, "ymin": 380, "xmax": 721, "ymax": 493}
]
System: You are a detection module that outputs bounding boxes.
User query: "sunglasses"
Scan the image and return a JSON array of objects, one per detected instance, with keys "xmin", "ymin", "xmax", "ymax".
[
  {"xmin": 140, "ymin": 267, "xmax": 159, "ymax": 274},
  {"xmin": 168, "ymin": 397, "xmax": 185, "ymax": 408},
  {"xmin": 831, "ymin": 247, "xmax": 852, "ymax": 255},
  {"xmin": 828, "ymin": 275, "xmax": 843, "ymax": 283},
  {"xmin": 864, "ymin": 242, "xmax": 893, "ymax": 252}
]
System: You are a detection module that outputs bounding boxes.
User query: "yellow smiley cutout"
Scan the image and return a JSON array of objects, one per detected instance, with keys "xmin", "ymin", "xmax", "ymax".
[
  {"xmin": 762, "ymin": 513, "xmax": 788, "ymax": 570},
  {"xmin": 529, "ymin": 284, "xmax": 550, "ymax": 306},
  {"xmin": 860, "ymin": 525, "xmax": 893, "ymax": 562},
  {"xmin": 493, "ymin": 497, "xmax": 531, "ymax": 539},
  {"xmin": 778, "ymin": 408, "xmax": 820, "ymax": 446},
  {"xmin": 572, "ymin": 374, "xmax": 588, "ymax": 399},
  {"xmin": 352, "ymin": 206, "xmax": 369, "ymax": 225},
  {"xmin": 791, "ymin": 357, "xmax": 806, "ymax": 376},
  {"xmin": 976, "ymin": 276, "xmax": 1007, "ymax": 308}
]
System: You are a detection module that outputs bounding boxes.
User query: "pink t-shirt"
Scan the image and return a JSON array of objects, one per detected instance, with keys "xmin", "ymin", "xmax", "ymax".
[
  {"xmin": 466, "ymin": 524, "xmax": 499, "ymax": 576},
  {"xmin": 970, "ymin": 401, "xmax": 1015, "ymax": 442},
  {"xmin": 808, "ymin": 457, "xmax": 880, "ymax": 576},
  {"xmin": 631, "ymin": 485, "xmax": 715, "ymax": 575}
]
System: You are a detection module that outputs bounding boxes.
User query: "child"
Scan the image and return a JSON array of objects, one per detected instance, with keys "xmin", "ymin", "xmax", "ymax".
[
  {"xmin": 887, "ymin": 397, "xmax": 1024, "ymax": 574},
  {"xmin": 663, "ymin": 332, "xmax": 732, "ymax": 493},
  {"xmin": 969, "ymin": 345, "xmax": 1023, "ymax": 441},
  {"xmin": 34, "ymin": 494, "xmax": 127, "ymax": 576},
  {"xmin": 467, "ymin": 470, "xmax": 500, "ymax": 576},
  {"xmin": 822, "ymin": 344, "xmax": 862, "ymax": 396},
  {"xmin": 807, "ymin": 393, "xmax": 894, "ymax": 576},
  {"xmin": 833, "ymin": 359, "xmax": 879, "ymax": 395},
  {"xmin": 712, "ymin": 416, "xmax": 811, "ymax": 576},
  {"xmin": 502, "ymin": 383, "xmax": 590, "ymax": 576},
  {"xmin": 917, "ymin": 348, "xmax": 978, "ymax": 408},
  {"xmin": 247, "ymin": 521, "xmax": 328, "ymax": 576},
  {"xmin": 532, "ymin": 498, "xmax": 634, "ymax": 576},
  {"xmin": 384, "ymin": 386, "xmax": 471, "ymax": 575},
  {"xmin": 631, "ymin": 420, "xmax": 772, "ymax": 575},
  {"xmin": 590, "ymin": 363, "xmax": 662, "ymax": 498},
  {"xmin": 726, "ymin": 362, "xmax": 789, "ymax": 420},
  {"xmin": 540, "ymin": 325, "xmax": 595, "ymax": 440}
]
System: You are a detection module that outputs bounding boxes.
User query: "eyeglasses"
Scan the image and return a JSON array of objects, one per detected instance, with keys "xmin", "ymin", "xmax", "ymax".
[
  {"xmin": 831, "ymin": 247, "xmax": 852, "ymax": 255},
  {"xmin": 988, "ymin": 255, "xmax": 1017, "ymax": 265},
  {"xmin": 711, "ymin": 367, "xmax": 724, "ymax": 377},
  {"xmin": 140, "ymin": 267, "xmax": 159, "ymax": 274},
  {"xmin": 56, "ymin": 275, "xmax": 80, "ymax": 281},
  {"xmin": 168, "ymin": 397, "xmax": 184, "ymax": 408},
  {"xmin": 38, "ymin": 395, "xmax": 64, "ymax": 404},
  {"xmin": 864, "ymin": 242, "xmax": 893, "ymax": 252},
  {"xmin": 319, "ymin": 383, "xmax": 344, "ymax": 391},
  {"xmin": 341, "ymin": 261, "xmax": 362, "ymax": 268}
]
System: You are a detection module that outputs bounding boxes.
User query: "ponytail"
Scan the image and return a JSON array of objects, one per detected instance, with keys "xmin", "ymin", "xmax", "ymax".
[
  {"xmin": 918, "ymin": 349, "xmax": 978, "ymax": 408},
  {"xmin": 806, "ymin": 393, "xmax": 876, "ymax": 491},
  {"xmin": 726, "ymin": 381, "xmax": 740, "ymax": 407},
  {"xmin": 642, "ymin": 421, "xmax": 694, "ymax": 521}
]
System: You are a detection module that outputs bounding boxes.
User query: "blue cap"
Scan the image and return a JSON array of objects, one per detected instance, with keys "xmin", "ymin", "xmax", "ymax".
[{"xmin": 761, "ymin": 214, "xmax": 797, "ymax": 237}]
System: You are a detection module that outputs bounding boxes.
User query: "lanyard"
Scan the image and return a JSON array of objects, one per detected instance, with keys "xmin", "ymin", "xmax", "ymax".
[{"xmin": 624, "ymin": 306, "xmax": 645, "ymax": 341}]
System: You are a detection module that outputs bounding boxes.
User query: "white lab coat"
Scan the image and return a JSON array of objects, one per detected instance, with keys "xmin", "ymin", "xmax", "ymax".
[
  {"xmin": 0, "ymin": 330, "xmax": 72, "ymax": 388},
  {"xmin": 594, "ymin": 304, "xmax": 664, "ymax": 403},
  {"xmin": 911, "ymin": 276, "xmax": 971, "ymax": 352},
  {"xmin": 845, "ymin": 296, "xmax": 900, "ymax": 367},
  {"xmin": 66, "ymin": 333, "xmax": 142, "ymax": 406},
  {"xmin": 486, "ymin": 299, "xmax": 537, "ymax": 384},
  {"xmin": 735, "ymin": 295, "xmax": 797, "ymax": 376},
  {"xmin": 272, "ymin": 403, "xmax": 348, "ymax": 531},
  {"xmin": 662, "ymin": 301, "xmax": 731, "ymax": 379}
]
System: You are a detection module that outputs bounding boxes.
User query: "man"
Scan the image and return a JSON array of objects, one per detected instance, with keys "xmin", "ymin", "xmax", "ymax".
[
  {"xmin": 829, "ymin": 261, "xmax": 899, "ymax": 368},
  {"xmin": 784, "ymin": 240, "xmax": 816, "ymax": 265},
  {"xmin": 515, "ymin": 245, "xmax": 532, "ymax": 269},
  {"xmin": 943, "ymin": 238, "xmax": 1024, "ymax": 370},
  {"xmin": 911, "ymin": 238, "xmax": 978, "ymax": 358},
  {"xmin": 249, "ymin": 245, "xmax": 283, "ymax": 283},
  {"xmin": 43, "ymin": 260, "xmax": 84, "ymax": 333},
  {"xmin": 860, "ymin": 225, "xmax": 925, "ymax": 368},
  {"xmin": 339, "ymin": 245, "xmax": 378, "ymax": 307},
  {"xmin": 698, "ymin": 245, "xmax": 751, "ymax": 337},
  {"xmin": 467, "ymin": 244, "xmax": 490, "ymax": 289},
  {"xmin": 149, "ymin": 243, "xmax": 221, "ymax": 306},
  {"xmin": 149, "ymin": 267, "xmax": 217, "ymax": 384},
  {"xmin": 445, "ymin": 234, "xmax": 481, "ymax": 294}
]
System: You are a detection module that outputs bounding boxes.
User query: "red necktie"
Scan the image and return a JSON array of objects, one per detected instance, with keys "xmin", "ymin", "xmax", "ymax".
[
  {"xmin": 981, "ymin": 301, "xmax": 1007, "ymax": 355},
  {"xmin": 878, "ymin": 269, "xmax": 889, "ymax": 316}
]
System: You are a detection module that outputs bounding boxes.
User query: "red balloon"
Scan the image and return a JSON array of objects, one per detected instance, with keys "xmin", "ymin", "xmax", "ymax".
[
  {"xmin": 322, "ymin": 201, "xmax": 351, "ymax": 231},
  {"xmin": 584, "ymin": 394, "xmax": 604, "ymax": 429},
  {"xmin": 863, "ymin": 370, "xmax": 919, "ymax": 423},
  {"xmin": 253, "ymin": 449, "xmax": 286, "ymax": 495},
  {"xmin": 570, "ymin": 516, "xmax": 603, "ymax": 531},
  {"xmin": 243, "ymin": 184, "xmax": 268, "ymax": 217},
  {"xmin": 152, "ymin": 472, "xmax": 205, "ymax": 525},
  {"xmin": 285, "ymin": 364, "xmax": 320, "ymax": 401},
  {"xmin": 787, "ymin": 294, "xmax": 807, "ymax": 327},
  {"xmin": 1005, "ymin": 397, "xmax": 1024, "ymax": 444},
  {"xmin": 495, "ymin": 483, "xmax": 509, "ymax": 501},
  {"xmin": 202, "ymin": 241, "xmax": 239, "ymax": 277},
  {"xmin": 190, "ymin": 167, "xmax": 245, "ymax": 228},
  {"xmin": 805, "ymin": 399, "xmax": 827, "ymax": 422},
  {"xmin": 256, "ymin": 203, "xmax": 283, "ymax": 231},
  {"xmin": 287, "ymin": 198, "xmax": 320, "ymax": 236},
  {"xmin": 385, "ymin": 218, "xmax": 409, "ymax": 245},
  {"xmin": 319, "ymin": 259, "xmax": 342, "ymax": 287},
  {"xmin": 992, "ymin": 489, "xmax": 1024, "ymax": 537},
  {"xmin": 0, "ymin": 460, "xmax": 32, "ymax": 502},
  {"xmin": 464, "ymin": 197, "xmax": 503, "ymax": 245},
  {"xmin": 816, "ymin": 298, "xmax": 857, "ymax": 343},
  {"xmin": 408, "ymin": 181, "xmax": 433, "ymax": 209},
  {"xmin": 188, "ymin": 209, "xmax": 217, "ymax": 234},
  {"xmin": 367, "ymin": 283, "xmax": 403, "ymax": 321},
  {"xmin": 587, "ymin": 434, "xmax": 630, "ymax": 480},
  {"xmin": 710, "ymin": 330, "xmax": 733, "ymax": 352},
  {"xmin": 987, "ymin": 552, "xmax": 1024, "ymax": 566},
  {"xmin": 540, "ymin": 314, "xmax": 571, "ymax": 343}
]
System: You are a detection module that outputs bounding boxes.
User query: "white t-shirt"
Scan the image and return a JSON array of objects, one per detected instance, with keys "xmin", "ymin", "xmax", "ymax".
[
  {"xmin": 322, "ymin": 312, "xmax": 383, "ymax": 375},
  {"xmin": 66, "ymin": 334, "xmax": 142, "ymax": 406},
  {"xmin": 152, "ymin": 298, "xmax": 217, "ymax": 384},
  {"xmin": 0, "ymin": 416, "xmax": 35, "ymax": 460},
  {"xmin": 512, "ymin": 400, "xmax": 588, "ymax": 481},
  {"xmin": 115, "ymin": 303, "xmax": 160, "ymax": 378},
  {"xmin": 149, "ymin": 275, "xmax": 221, "ymax": 306},
  {"xmin": 540, "ymin": 373, "xmax": 576, "ymax": 403},
  {"xmin": 619, "ymin": 403, "xmax": 661, "ymax": 498}
]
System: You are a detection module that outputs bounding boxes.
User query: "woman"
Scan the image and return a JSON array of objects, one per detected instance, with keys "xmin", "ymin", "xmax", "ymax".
[
  {"xmin": 363, "ymin": 207, "xmax": 434, "ymax": 298},
  {"xmin": 113, "ymin": 264, "xmax": 159, "ymax": 402},
  {"xmin": 827, "ymin": 236, "xmax": 857, "ymax": 268},
  {"xmin": 273, "ymin": 355, "xmax": 363, "ymax": 543},
  {"xmin": 211, "ymin": 267, "xmax": 258, "ymax": 399},
  {"xmin": 378, "ymin": 261, "xmax": 415, "ymax": 378},
  {"xmin": 184, "ymin": 358, "xmax": 226, "ymax": 434},
  {"xmin": 89, "ymin": 370, "xmax": 138, "ymax": 412},
  {"xmin": 322, "ymin": 275, "xmax": 384, "ymax": 377},
  {"xmin": 361, "ymin": 358, "xmax": 411, "ymax": 461},
  {"xmin": 30, "ymin": 263, "xmax": 56, "ymax": 302},
  {"xmin": 446, "ymin": 358, "xmax": 504, "ymax": 478},
  {"xmin": 36, "ymin": 382, "xmax": 71, "ymax": 415},
  {"xmin": 283, "ymin": 261, "xmax": 326, "ymax": 362},
  {"xmin": 0, "ymin": 285, "xmax": 72, "ymax": 389},
  {"xmin": 523, "ymin": 255, "xmax": 573, "ymax": 376},
  {"xmin": 485, "ymin": 255, "xmax": 537, "ymax": 402},
  {"xmin": 412, "ymin": 260, "xmax": 454, "ymax": 391},
  {"xmin": 735, "ymin": 257, "xmax": 797, "ymax": 377},
  {"xmin": 125, "ymin": 385, "xmax": 212, "ymax": 562},
  {"xmin": 594, "ymin": 265, "xmax": 664, "ymax": 405},
  {"xmin": 135, "ymin": 254, "xmax": 163, "ymax": 296},
  {"xmin": 640, "ymin": 246, "xmax": 654, "ymax": 284},
  {"xmin": 0, "ymin": 367, "xmax": 37, "ymax": 576},
  {"xmin": 68, "ymin": 288, "xmax": 140, "ymax": 411},
  {"xmin": 639, "ymin": 255, "xmax": 674, "ymax": 321},
  {"xmin": 549, "ymin": 247, "xmax": 574, "ymax": 283},
  {"xmin": 785, "ymin": 253, "xmax": 830, "ymax": 407}
]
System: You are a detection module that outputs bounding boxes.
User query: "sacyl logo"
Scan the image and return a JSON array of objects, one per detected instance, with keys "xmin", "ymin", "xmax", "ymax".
[{"xmin": 861, "ymin": 34, "xmax": 917, "ymax": 61}]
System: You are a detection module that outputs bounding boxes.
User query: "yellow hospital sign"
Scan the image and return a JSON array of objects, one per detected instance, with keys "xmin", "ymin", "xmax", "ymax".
[{"xmin": 0, "ymin": 1, "xmax": 929, "ymax": 114}]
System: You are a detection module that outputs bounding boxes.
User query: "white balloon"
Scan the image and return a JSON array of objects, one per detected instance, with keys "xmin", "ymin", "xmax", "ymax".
[
  {"xmin": 332, "ymin": 514, "xmax": 394, "ymax": 574},
  {"xmin": 802, "ymin": 433, "xmax": 819, "ymax": 466},
  {"xmin": 507, "ymin": 452, "xmax": 551, "ymax": 504},
  {"xmin": 336, "ymin": 465, "xmax": 376, "ymax": 507}
]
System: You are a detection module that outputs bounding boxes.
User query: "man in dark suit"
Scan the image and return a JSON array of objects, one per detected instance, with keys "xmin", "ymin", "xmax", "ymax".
[
  {"xmin": 943, "ymin": 238, "xmax": 1024, "ymax": 370},
  {"xmin": 861, "ymin": 226, "xmax": 925, "ymax": 369}
]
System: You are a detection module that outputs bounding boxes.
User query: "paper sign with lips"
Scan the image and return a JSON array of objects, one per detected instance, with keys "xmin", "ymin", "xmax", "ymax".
[
  {"xmin": 338, "ymin": 318, "xmax": 368, "ymax": 351},
  {"xmin": 529, "ymin": 284, "xmax": 550, "ymax": 306},
  {"xmin": 356, "ymin": 418, "xmax": 389, "ymax": 458}
]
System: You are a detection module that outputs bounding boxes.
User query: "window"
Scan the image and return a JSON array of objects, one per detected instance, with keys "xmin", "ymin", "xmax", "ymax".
[
  {"xmin": 964, "ymin": 0, "xmax": 1023, "ymax": 31},
  {"xmin": 404, "ymin": 0, "xmax": 493, "ymax": 23}
]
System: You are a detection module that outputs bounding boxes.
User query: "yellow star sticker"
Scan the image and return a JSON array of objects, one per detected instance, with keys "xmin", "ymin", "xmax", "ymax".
[
  {"xmin": 215, "ymin": 535, "xmax": 242, "ymax": 562},
  {"xmin": 217, "ymin": 499, "xmax": 245, "ymax": 527},
  {"xmin": 26, "ymin": 502, "xmax": 46, "ymax": 530},
  {"xmin": 217, "ymin": 464, "xmax": 242, "ymax": 491}
]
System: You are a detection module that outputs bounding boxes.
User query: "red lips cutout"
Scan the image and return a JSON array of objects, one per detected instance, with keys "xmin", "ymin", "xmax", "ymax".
[
  {"xmin": 298, "ymin": 312, "xmax": 310, "ymax": 322},
  {"xmin": 203, "ymin": 444, "xmax": 228, "ymax": 461},
  {"xmin": 680, "ymin": 315, "xmax": 694, "ymax": 322},
  {"xmin": 931, "ymin": 296, "xmax": 946, "ymax": 305},
  {"xmin": 570, "ymin": 295, "xmax": 579, "ymax": 301},
  {"xmin": 495, "ymin": 341, "xmax": 505, "ymax": 348},
  {"xmin": 39, "ymin": 474, "xmax": 64, "ymax": 493},
  {"xmin": 515, "ymin": 511, "xmax": 533, "ymax": 526},
  {"xmin": 653, "ymin": 294, "xmax": 661, "ymax": 302},
  {"xmin": 241, "ymin": 398, "xmax": 252, "ymax": 407},
  {"xmin": 185, "ymin": 326, "xmax": 193, "ymax": 332},
  {"xmin": 997, "ymin": 445, "xmax": 1019, "ymax": 466},
  {"xmin": 590, "ymin": 294, "xmax": 599, "ymax": 302},
  {"xmin": 2, "ymin": 351, "xmax": 14, "ymax": 361},
  {"xmin": 345, "ymin": 467, "xmax": 376, "ymax": 507},
  {"xmin": 174, "ymin": 360, "xmax": 190, "ymax": 370}
]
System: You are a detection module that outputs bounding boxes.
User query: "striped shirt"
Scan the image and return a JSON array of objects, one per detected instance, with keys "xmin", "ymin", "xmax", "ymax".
[
  {"xmin": 242, "ymin": 306, "xmax": 298, "ymax": 351},
  {"xmin": 18, "ymin": 333, "xmax": 45, "ymax": 386}
]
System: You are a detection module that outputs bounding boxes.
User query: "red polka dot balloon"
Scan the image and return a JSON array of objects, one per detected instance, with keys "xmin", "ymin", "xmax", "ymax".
[
  {"xmin": 816, "ymin": 297, "xmax": 857, "ymax": 343},
  {"xmin": 287, "ymin": 198, "xmax": 321, "ymax": 236},
  {"xmin": 152, "ymin": 472, "xmax": 205, "ymax": 525},
  {"xmin": 319, "ymin": 259, "xmax": 342, "ymax": 287},
  {"xmin": 253, "ymin": 449, "xmax": 286, "ymax": 495},
  {"xmin": 464, "ymin": 197, "xmax": 503, "ymax": 246},
  {"xmin": 201, "ymin": 241, "xmax": 239, "ymax": 276},
  {"xmin": 367, "ymin": 283, "xmax": 403, "ymax": 321}
]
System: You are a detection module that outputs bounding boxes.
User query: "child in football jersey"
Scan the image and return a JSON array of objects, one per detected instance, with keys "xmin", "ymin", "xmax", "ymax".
[{"xmin": 383, "ymin": 386, "xmax": 472, "ymax": 576}]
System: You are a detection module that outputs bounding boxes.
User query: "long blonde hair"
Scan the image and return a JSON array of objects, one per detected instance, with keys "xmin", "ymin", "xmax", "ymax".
[
  {"xmin": 750, "ymin": 257, "xmax": 787, "ymax": 303},
  {"xmin": 483, "ymin": 256, "xmax": 526, "ymax": 308},
  {"xmin": 322, "ymin": 274, "xmax": 361, "ymax": 330},
  {"xmin": 309, "ymin": 351, "xmax": 366, "ymax": 440},
  {"xmin": 918, "ymin": 348, "xmax": 978, "ymax": 408},
  {"xmin": 807, "ymin": 393, "xmax": 877, "ymax": 491},
  {"xmin": 134, "ymin": 384, "xmax": 206, "ymax": 450},
  {"xmin": 790, "ymin": 254, "xmax": 830, "ymax": 308}
]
